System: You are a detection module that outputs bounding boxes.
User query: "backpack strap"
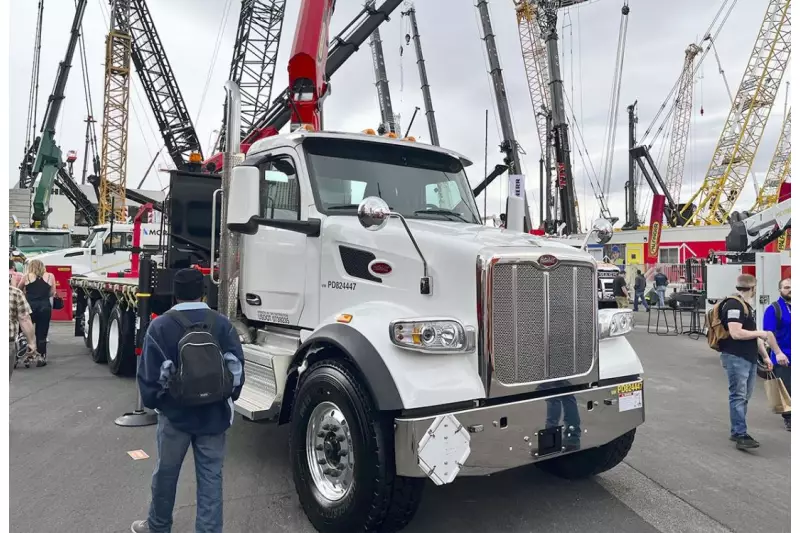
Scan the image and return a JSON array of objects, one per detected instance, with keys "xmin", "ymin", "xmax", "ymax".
[
  {"xmin": 164, "ymin": 309, "xmax": 196, "ymax": 331},
  {"xmin": 771, "ymin": 301, "xmax": 782, "ymax": 328},
  {"xmin": 202, "ymin": 310, "xmax": 217, "ymax": 332}
]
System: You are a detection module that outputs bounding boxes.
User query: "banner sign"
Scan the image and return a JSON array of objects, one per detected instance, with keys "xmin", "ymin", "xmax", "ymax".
[
  {"xmin": 644, "ymin": 195, "xmax": 666, "ymax": 265},
  {"xmin": 508, "ymin": 174, "xmax": 526, "ymax": 199}
]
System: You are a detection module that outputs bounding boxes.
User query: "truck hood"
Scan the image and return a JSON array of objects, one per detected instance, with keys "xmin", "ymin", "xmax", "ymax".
[
  {"xmin": 329, "ymin": 216, "xmax": 589, "ymax": 260},
  {"xmin": 322, "ymin": 216, "xmax": 594, "ymax": 318}
]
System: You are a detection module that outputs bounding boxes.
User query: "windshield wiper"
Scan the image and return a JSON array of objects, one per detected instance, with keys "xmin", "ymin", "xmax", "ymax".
[
  {"xmin": 413, "ymin": 209, "xmax": 470, "ymax": 223},
  {"xmin": 326, "ymin": 204, "xmax": 360, "ymax": 210}
]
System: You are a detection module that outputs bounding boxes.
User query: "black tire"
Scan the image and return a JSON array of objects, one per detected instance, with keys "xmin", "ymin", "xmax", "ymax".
[
  {"xmin": 89, "ymin": 299, "xmax": 109, "ymax": 364},
  {"xmin": 83, "ymin": 301, "xmax": 93, "ymax": 349},
  {"xmin": 106, "ymin": 306, "xmax": 137, "ymax": 376},
  {"xmin": 289, "ymin": 360, "xmax": 424, "ymax": 533},
  {"xmin": 536, "ymin": 429, "xmax": 636, "ymax": 480}
]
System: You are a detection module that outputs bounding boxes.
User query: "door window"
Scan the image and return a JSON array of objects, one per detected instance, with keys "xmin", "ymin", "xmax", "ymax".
[{"xmin": 260, "ymin": 157, "xmax": 300, "ymax": 221}]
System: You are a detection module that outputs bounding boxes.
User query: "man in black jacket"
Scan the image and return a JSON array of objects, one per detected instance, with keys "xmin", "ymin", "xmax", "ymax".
[
  {"xmin": 132, "ymin": 269, "xmax": 245, "ymax": 533},
  {"xmin": 633, "ymin": 270, "xmax": 649, "ymax": 312}
]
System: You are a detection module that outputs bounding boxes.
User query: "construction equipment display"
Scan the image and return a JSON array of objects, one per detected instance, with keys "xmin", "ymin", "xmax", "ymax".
[{"xmin": 70, "ymin": 2, "xmax": 643, "ymax": 531}]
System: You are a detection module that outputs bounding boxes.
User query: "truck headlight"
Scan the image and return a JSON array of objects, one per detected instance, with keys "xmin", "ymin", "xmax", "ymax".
[
  {"xmin": 389, "ymin": 319, "xmax": 475, "ymax": 353},
  {"xmin": 598, "ymin": 309, "xmax": 634, "ymax": 339}
]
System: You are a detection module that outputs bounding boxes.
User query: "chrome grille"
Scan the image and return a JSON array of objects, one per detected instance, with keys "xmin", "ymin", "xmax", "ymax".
[{"xmin": 490, "ymin": 261, "xmax": 596, "ymax": 384}]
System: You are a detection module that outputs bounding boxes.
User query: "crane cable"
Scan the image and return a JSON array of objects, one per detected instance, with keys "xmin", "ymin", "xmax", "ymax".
[
  {"xmin": 563, "ymin": 91, "xmax": 609, "ymax": 219},
  {"xmin": 599, "ymin": 1, "xmax": 629, "ymax": 199},
  {"xmin": 23, "ymin": 0, "xmax": 44, "ymax": 160},
  {"xmin": 639, "ymin": 0, "xmax": 738, "ymax": 147}
]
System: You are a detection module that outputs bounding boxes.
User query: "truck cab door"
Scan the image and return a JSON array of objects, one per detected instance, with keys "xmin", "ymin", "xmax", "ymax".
[{"xmin": 239, "ymin": 149, "xmax": 313, "ymax": 326}]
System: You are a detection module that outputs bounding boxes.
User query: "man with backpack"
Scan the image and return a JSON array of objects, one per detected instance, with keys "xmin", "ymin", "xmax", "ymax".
[
  {"xmin": 707, "ymin": 274, "xmax": 785, "ymax": 450},
  {"xmin": 763, "ymin": 277, "xmax": 791, "ymax": 431},
  {"xmin": 132, "ymin": 268, "xmax": 245, "ymax": 533}
]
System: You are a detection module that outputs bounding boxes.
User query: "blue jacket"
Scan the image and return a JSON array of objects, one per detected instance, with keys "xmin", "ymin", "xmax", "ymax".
[
  {"xmin": 137, "ymin": 302, "xmax": 245, "ymax": 435},
  {"xmin": 763, "ymin": 297, "xmax": 791, "ymax": 364}
]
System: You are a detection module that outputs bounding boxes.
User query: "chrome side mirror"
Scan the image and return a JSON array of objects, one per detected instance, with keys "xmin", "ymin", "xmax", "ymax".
[
  {"xmin": 355, "ymin": 196, "xmax": 433, "ymax": 295},
  {"xmin": 591, "ymin": 218, "xmax": 614, "ymax": 244},
  {"xmin": 357, "ymin": 197, "xmax": 392, "ymax": 232}
]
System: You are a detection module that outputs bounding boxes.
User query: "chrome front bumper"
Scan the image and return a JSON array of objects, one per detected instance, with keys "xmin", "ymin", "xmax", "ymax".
[{"xmin": 394, "ymin": 379, "xmax": 644, "ymax": 483}]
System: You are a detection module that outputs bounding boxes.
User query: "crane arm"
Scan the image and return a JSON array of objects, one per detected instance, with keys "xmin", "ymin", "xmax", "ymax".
[
  {"xmin": 217, "ymin": 0, "xmax": 287, "ymax": 151},
  {"xmin": 205, "ymin": 0, "xmax": 404, "ymax": 172},
  {"xmin": 726, "ymin": 197, "xmax": 791, "ymax": 252},
  {"xmin": 751, "ymin": 108, "xmax": 790, "ymax": 213},
  {"xmin": 30, "ymin": 0, "xmax": 88, "ymax": 227},
  {"xmin": 663, "ymin": 43, "xmax": 701, "ymax": 203},
  {"xmin": 681, "ymin": 0, "xmax": 791, "ymax": 225},
  {"xmin": 124, "ymin": 0, "xmax": 204, "ymax": 169}
]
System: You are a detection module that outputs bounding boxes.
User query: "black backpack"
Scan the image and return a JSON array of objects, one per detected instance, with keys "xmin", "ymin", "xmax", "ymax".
[{"xmin": 165, "ymin": 310, "xmax": 234, "ymax": 406}]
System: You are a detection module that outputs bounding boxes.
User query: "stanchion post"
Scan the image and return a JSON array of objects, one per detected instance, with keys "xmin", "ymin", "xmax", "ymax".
[{"xmin": 115, "ymin": 254, "xmax": 158, "ymax": 427}]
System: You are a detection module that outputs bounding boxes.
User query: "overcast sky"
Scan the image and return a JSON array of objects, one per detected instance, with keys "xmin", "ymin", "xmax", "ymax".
[{"xmin": 8, "ymin": 0, "xmax": 790, "ymax": 230}]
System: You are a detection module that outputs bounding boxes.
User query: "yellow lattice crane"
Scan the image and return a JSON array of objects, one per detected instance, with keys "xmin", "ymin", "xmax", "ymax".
[
  {"xmin": 680, "ymin": 0, "xmax": 790, "ymax": 225},
  {"xmin": 751, "ymin": 108, "xmax": 790, "ymax": 212},
  {"xmin": 99, "ymin": 0, "xmax": 132, "ymax": 223}
]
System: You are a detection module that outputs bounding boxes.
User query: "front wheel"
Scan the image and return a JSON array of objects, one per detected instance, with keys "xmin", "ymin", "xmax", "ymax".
[
  {"xmin": 536, "ymin": 429, "xmax": 636, "ymax": 480},
  {"xmin": 289, "ymin": 360, "xmax": 424, "ymax": 533}
]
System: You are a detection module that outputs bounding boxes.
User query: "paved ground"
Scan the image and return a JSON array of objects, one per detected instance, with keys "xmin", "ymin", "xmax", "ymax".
[{"xmin": 10, "ymin": 321, "xmax": 791, "ymax": 533}]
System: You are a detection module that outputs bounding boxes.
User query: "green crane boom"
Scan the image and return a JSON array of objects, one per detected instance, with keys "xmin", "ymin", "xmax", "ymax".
[{"xmin": 30, "ymin": 0, "xmax": 88, "ymax": 227}]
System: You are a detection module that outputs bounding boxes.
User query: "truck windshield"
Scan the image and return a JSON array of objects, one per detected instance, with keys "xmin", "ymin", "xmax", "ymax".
[
  {"xmin": 303, "ymin": 137, "xmax": 482, "ymax": 224},
  {"xmin": 83, "ymin": 229, "xmax": 105, "ymax": 248},
  {"xmin": 15, "ymin": 232, "xmax": 70, "ymax": 250}
]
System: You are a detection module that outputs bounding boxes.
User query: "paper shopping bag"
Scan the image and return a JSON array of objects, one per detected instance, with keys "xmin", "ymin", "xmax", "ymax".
[{"xmin": 764, "ymin": 373, "xmax": 791, "ymax": 414}]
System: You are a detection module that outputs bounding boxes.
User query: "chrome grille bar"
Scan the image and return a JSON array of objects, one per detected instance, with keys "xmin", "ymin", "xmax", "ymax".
[{"xmin": 488, "ymin": 259, "xmax": 596, "ymax": 386}]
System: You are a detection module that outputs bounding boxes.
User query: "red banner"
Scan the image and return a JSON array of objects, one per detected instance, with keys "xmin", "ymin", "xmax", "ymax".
[
  {"xmin": 47, "ymin": 265, "xmax": 74, "ymax": 322},
  {"xmin": 644, "ymin": 195, "xmax": 666, "ymax": 265}
]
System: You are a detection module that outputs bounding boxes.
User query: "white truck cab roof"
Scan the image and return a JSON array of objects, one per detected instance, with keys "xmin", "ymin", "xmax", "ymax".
[{"xmin": 247, "ymin": 130, "xmax": 474, "ymax": 168}]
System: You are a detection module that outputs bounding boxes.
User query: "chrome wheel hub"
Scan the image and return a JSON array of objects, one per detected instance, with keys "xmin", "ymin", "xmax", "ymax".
[
  {"xmin": 83, "ymin": 307, "xmax": 90, "ymax": 339},
  {"xmin": 305, "ymin": 401, "xmax": 354, "ymax": 502}
]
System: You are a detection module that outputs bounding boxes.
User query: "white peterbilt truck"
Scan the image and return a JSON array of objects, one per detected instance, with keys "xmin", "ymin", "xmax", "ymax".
[{"xmin": 72, "ymin": 127, "xmax": 644, "ymax": 532}]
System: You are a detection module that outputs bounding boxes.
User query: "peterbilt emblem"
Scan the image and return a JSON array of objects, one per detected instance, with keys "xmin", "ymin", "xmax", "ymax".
[{"xmin": 538, "ymin": 254, "xmax": 559, "ymax": 268}]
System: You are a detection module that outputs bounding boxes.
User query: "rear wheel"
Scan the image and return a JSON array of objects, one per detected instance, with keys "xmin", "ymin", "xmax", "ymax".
[
  {"xmin": 106, "ymin": 306, "xmax": 136, "ymax": 376},
  {"xmin": 89, "ymin": 300, "xmax": 109, "ymax": 364},
  {"xmin": 536, "ymin": 429, "xmax": 636, "ymax": 480},
  {"xmin": 289, "ymin": 360, "xmax": 424, "ymax": 533}
]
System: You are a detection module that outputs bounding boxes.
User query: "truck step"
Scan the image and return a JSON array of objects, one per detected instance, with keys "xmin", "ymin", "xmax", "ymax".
[{"xmin": 234, "ymin": 344, "xmax": 281, "ymax": 421}]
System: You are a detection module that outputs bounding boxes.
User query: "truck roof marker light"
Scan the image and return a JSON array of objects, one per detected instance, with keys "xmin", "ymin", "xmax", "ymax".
[
  {"xmin": 336, "ymin": 313, "xmax": 353, "ymax": 324},
  {"xmin": 403, "ymin": 136, "xmax": 416, "ymax": 142},
  {"xmin": 299, "ymin": 124, "xmax": 315, "ymax": 132},
  {"xmin": 362, "ymin": 128, "xmax": 377, "ymax": 135},
  {"xmin": 385, "ymin": 132, "xmax": 398, "ymax": 139}
]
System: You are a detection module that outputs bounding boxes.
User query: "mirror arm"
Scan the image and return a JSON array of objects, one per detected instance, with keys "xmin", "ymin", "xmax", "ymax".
[{"xmin": 391, "ymin": 213, "xmax": 428, "ymax": 280}]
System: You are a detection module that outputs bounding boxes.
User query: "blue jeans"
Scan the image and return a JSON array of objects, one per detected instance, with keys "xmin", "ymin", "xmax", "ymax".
[
  {"xmin": 656, "ymin": 287, "xmax": 666, "ymax": 307},
  {"xmin": 633, "ymin": 291, "xmax": 649, "ymax": 311},
  {"xmin": 147, "ymin": 415, "xmax": 226, "ymax": 533},
  {"xmin": 720, "ymin": 352, "xmax": 757, "ymax": 437}
]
